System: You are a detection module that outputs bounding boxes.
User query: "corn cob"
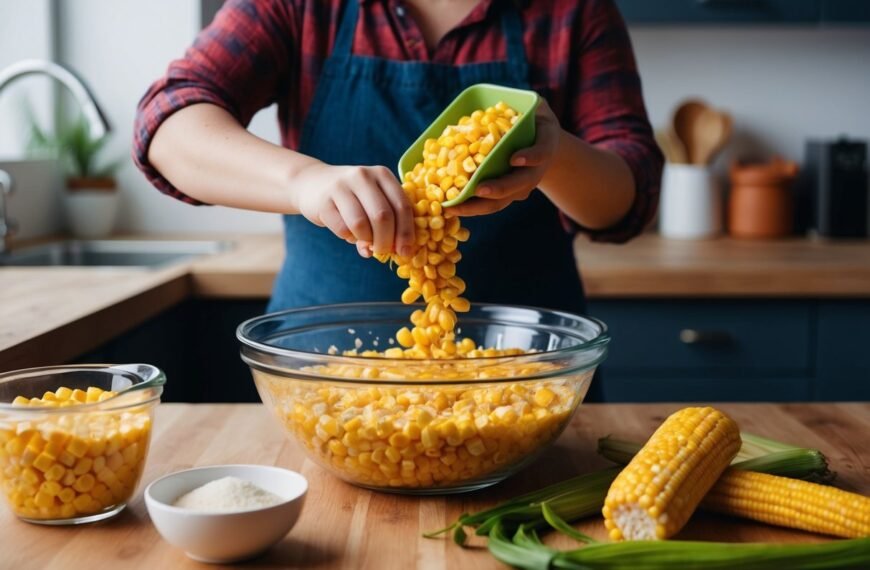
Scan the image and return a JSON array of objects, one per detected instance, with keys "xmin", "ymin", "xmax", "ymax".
[
  {"xmin": 602, "ymin": 407, "xmax": 741, "ymax": 540},
  {"xmin": 704, "ymin": 469, "xmax": 870, "ymax": 538},
  {"xmin": 599, "ymin": 434, "xmax": 869, "ymax": 538}
]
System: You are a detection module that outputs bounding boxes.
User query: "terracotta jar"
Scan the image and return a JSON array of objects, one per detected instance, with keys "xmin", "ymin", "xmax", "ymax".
[{"xmin": 728, "ymin": 158, "xmax": 799, "ymax": 238}]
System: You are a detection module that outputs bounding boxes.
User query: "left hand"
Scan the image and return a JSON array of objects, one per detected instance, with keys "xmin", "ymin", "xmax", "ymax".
[{"xmin": 446, "ymin": 99, "xmax": 561, "ymax": 217}]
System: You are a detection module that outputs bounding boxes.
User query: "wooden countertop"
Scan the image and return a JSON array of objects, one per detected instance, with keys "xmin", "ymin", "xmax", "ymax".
[
  {"xmin": 576, "ymin": 235, "xmax": 870, "ymax": 298},
  {"xmin": 1, "ymin": 403, "xmax": 867, "ymax": 569},
  {"xmin": 190, "ymin": 233, "xmax": 870, "ymax": 299},
  {"xmin": 3, "ymin": 233, "xmax": 870, "ymax": 370}
]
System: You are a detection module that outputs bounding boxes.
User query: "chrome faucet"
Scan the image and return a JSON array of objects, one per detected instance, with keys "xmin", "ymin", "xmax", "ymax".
[
  {"xmin": 0, "ymin": 59, "xmax": 112, "ymax": 253},
  {"xmin": 0, "ymin": 169, "xmax": 14, "ymax": 254}
]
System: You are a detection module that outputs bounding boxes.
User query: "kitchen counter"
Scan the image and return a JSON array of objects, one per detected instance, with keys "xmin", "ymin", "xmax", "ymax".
[
  {"xmin": 1, "ymin": 402, "xmax": 866, "ymax": 569},
  {"xmin": 2, "ymin": 233, "xmax": 870, "ymax": 370},
  {"xmin": 190, "ymin": 233, "xmax": 870, "ymax": 299}
]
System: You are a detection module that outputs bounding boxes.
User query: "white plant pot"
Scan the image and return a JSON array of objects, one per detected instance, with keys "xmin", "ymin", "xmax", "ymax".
[
  {"xmin": 659, "ymin": 164, "xmax": 722, "ymax": 240},
  {"xmin": 63, "ymin": 190, "xmax": 119, "ymax": 239}
]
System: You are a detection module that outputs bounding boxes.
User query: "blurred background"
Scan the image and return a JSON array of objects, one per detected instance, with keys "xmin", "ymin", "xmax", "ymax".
[{"xmin": 1, "ymin": 1, "xmax": 868, "ymax": 404}]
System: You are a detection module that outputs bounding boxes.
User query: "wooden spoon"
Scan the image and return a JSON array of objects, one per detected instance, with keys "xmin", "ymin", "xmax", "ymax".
[
  {"xmin": 672, "ymin": 99, "xmax": 709, "ymax": 165},
  {"xmin": 694, "ymin": 109, "xmax": 732, "ymax": 165},
  {"xmin": 655, "ymin": 128, "xmax": 689, "ymax": 164}
]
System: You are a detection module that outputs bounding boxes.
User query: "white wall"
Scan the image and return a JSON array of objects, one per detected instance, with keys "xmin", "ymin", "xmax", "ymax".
[
  {"xmin": 0, "ymin": 0, "xmax": 55, "ymax": 157},
  {"xmin": 630, "ymin": 27, "xmax": 870, "ymax": 169},
  {"xmin": 54, "ymin": 0, "xmax": 282, "ymax": 234}
]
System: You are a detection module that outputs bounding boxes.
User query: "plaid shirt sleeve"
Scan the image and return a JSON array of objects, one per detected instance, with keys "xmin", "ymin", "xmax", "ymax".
[
  {"xmin": 132, "ymin": 0, "xmax": 297, "ymax": 205},
  {"xmin": 562, "ymin": 0, "xmax": 663, "ymax": 243}
]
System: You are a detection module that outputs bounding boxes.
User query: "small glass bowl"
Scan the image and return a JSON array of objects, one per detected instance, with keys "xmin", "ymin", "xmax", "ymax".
[
  {"xmin": 238, "ymin": 303, "xmax": 609, "ymax": 494},
  {"xmin": 0, "ymin": 364, "xmax": 164, "ymax": 524}
]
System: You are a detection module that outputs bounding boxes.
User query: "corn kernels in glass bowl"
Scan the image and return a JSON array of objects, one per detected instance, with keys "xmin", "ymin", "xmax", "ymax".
[
  {"xmin": 0, "ymin": 386, "xmax": 153, "ymax": 522},
  {"xmin": 254, "ymin": 369, "xmax": 590, "ymax": 492}
]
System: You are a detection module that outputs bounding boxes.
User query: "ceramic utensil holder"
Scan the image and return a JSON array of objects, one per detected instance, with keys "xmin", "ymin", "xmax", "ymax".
[{"xmin": 659, "ymin": 163, "xmax": 722, "ymax": 240}]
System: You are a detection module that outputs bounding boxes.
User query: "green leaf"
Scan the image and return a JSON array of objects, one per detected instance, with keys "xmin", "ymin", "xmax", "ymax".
[
  {"xmin": 422, "ymin": 521, "xmax": 458, "ymax": 539},
  {"xmin": 556, "ymin": 538, "xmax": 870, "ymax": 570},
  {"xmin": 20, "ymin": 107, "xmax": 120, "ymax": 179},
  {"xmin": 487, "ymin": 521, "xmax": 557, "ymax": 570},
  {"xmin": 540, "ymin": 503, "xmax": 596, "ymax": 544},
  {"xmin": 453, "ymin": 525, "xmax": 467, "ymax": 546}
]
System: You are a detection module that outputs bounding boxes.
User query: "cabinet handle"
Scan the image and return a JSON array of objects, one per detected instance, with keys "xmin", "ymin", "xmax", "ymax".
[{"xmin": 679, "ymin": 329, "xmax": 734, "ymax": 345}]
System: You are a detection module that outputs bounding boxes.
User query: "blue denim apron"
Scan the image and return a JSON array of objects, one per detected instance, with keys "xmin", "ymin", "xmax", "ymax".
[{"xmin": 269, "ymin": 0, "xmax": 584, "ymax": 315}]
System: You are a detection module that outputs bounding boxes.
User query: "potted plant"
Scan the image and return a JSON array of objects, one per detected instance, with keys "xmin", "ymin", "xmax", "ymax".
[{"xmin": 27, "ymin": 111, "xmax": 121, "ymax": 238}]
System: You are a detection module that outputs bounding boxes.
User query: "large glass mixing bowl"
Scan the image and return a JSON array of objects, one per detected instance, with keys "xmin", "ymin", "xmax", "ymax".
[{"xmin": 238, "ymin": 303, "xmax": 608, "ymax": 494}]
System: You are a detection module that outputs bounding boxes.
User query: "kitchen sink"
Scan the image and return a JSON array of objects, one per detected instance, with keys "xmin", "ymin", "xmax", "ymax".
[{"xmin": 0, "ymin": 239, "xmax": 232, "ymax": 268}]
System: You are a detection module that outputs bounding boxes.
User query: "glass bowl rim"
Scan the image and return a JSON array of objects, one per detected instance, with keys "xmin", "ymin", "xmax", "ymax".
[
  {"xmin": 0, "ymin": 363, "xmax": 165, "ymax": 413},
  {"xmin": 237, "ymin": 301, "xmax": 610, "ymax": 372}
]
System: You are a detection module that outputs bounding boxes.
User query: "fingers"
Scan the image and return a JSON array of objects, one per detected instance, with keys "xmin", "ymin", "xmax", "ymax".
[
  {"xmin": 356, "ymin": 241, "xmax": 372, "ymax": 258},
  {"xmin": 353, "ymin": 173, "xmax": 396, "ymax": 256},
  {"xmin": 511, "ymin": 145, "xmax": 548, "ymax": 167},
  {"xmin": 320, "ymin": 199, "xmax": 352, "ymax": 241},
  {"xmin": 447, "ymin": 196, "xmax": 513, "ymax": 217},
  {"xmin": 475, "ymin": 167, "xmax": 540, "ymax": 200},
  {"xmin": 511, "ymin": 101, "xmax": 560, "ymax": 167},
  {"xmin": 332, "ymin": 188, "xmax": 373, "ymax": 245},
  {"xmin": 321, "ymin": 166, "xmax": 415, "ymax": 257},
  {"xmin": 377, "ymin": 168, "xmax": 416, "ymax": 258}
]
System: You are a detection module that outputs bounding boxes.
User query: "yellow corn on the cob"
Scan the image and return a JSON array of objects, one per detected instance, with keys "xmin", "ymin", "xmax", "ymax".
[
  {"xmin": 603, "ymin": 406, "xmax": 741, "ymax": 540},
  {"xmin": 703, "ymin": 469, "xmax": 870, "ymax": 538}
]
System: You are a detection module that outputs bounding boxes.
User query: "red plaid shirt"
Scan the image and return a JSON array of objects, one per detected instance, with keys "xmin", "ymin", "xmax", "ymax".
[{"xmin": 133, "ymin": 0, "xmax": 662, "ymax": 243}]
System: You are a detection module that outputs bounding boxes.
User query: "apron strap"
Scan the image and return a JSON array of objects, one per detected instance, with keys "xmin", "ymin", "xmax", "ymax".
[
  {"xmin": 500, "ymin": 3, "xmax": 528, "ymax": 67},
  {"xmin": 333, "ymin": 0, "xmax": 361, "ymax": 57}
]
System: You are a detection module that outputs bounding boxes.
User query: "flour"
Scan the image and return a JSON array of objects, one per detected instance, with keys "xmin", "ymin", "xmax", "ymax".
[{"xmin": 173, "ymin": 476, "xmax": 284, "ymax": 512}]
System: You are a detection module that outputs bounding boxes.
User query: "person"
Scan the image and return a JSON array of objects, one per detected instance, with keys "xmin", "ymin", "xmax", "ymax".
[{"xmin": 134, "ymin": 0, "xmax": 661, "ymax": 323}]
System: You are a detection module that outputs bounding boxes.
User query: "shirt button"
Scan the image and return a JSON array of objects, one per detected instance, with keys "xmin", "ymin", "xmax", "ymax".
[{"xmin": 396, "ymin": 5, "xmax": 406, "ymax": 18}]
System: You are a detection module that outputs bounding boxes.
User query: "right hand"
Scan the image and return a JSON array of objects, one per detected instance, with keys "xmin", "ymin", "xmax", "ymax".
[{"xmin": 292, "ymin": 164, "xmax": 416, "ymax": 258}]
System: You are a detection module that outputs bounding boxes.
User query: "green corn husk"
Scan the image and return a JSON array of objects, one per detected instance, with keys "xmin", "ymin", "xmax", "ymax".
[
  {"xmin": 488, "ymin": 521, "xmax": 870, "ymax": 570},
  {"xmin": 428, "ymin": 432, "xmax": 834, "ymax": 544},
  {"xmin": 597, "ymin": 431, "xmax": 835, "ymax": 483}
]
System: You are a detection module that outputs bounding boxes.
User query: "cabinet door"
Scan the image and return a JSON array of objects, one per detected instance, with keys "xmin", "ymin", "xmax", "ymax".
[
  {"xmin": 588, "ymin": 300, "xmax": 812, "ymax": 375},
  {"xmin": 600, "ymin": 375, "xmax": 810, "ymax": 403},
  {"xmin": 615, "ymin": 0, "xmax": 820, "ymax": 24},
  {"xmin": 821, "ymin": 0, "xmax": 870, "ymax": 23},
  {"xmin": 815, "ymin": 301, "xmax": 870, "ymax": 400}
]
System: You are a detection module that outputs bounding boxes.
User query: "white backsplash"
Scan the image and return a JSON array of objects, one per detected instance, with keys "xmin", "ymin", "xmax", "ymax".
[{"xmin": 0, "ymin": 159, "xmax": 63, "ymax": 240}]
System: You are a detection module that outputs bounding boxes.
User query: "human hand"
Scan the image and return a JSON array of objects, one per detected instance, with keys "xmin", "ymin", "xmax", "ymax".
[
  {"xmin": 293, "ymin": 164, "xmax": 415, "ymax": 258},
  {"xmin": 446, "ymin": 100, "xmax": 561, "ymax": 217}
]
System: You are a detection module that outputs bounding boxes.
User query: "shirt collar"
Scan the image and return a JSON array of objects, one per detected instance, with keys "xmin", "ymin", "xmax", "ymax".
[{"xmin": 360, "ymin": 0, "xmax": 504, "ymax": 27}]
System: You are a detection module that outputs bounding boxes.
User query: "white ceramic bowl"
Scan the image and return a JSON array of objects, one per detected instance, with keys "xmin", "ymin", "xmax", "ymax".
[{"xmin": 145, "ymin": 465, "xmax": 307, "ymax": 564}]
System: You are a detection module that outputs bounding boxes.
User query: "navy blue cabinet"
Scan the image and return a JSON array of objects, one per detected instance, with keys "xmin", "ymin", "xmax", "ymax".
[
  {"xmin": 814, "ymin": 301, "xmax": 870, "ymax": 400},
  {"xmin": 588, "ymin": 299, "xmax": 869, "ymax": 403},
  {"xmin": 589, "ymin": 300, "xmax": 811, "ymax": 374},
  {"xmin": 78, "ymin": 298, "xmax": 868, "ymax": 404},
  {"xmin": 615, "ymin": 0, "xmax": 819, "ymax": 24},
  {"xmin": 616, "ymin": 0, "xmax": 870, "ymax": 25},
  {"xmin": 820, "ymin": 0, "xmax": 870, "ymax": 23}
]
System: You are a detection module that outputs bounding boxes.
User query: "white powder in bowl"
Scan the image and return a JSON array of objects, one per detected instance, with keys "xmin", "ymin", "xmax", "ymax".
[{"xmin": 173, "ymin": 476, "xmax": 284, "ymax": 512}]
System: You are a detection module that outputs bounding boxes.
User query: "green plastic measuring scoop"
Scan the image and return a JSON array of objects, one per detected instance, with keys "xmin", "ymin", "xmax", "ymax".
[{"xmin": 397, "ymin": 84, "xmax": 540, "ymax": 208}]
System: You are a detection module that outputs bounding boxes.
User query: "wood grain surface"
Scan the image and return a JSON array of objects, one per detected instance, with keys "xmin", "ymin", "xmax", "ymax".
[
  {"xmin": 4, "ymin": 233, "xmax": 870, "ymax": 370},
  {"xmin": 0, "ymin": 266, "xmax": 190, "ymax": 371},
  {"xmin": 1, "ymin": 403, "xmax": 867, "ymax": 570},
  {"xmin": 575, "ymin": 234, "xmax": 870, "ymax": 297}
]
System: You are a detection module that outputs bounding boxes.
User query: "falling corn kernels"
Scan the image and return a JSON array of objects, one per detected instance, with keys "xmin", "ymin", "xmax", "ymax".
[
  {"xmin": 374, "ymin": 102, "xmax": 521, "ymax": 359},
  {"xmin": 0, "ymin": 386, "xmax": 151, "ymax": 521}
]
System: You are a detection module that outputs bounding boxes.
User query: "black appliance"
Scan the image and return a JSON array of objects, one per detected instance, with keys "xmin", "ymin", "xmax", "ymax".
[{"xmin": 800, "ymin": 138, "xmax": 868, "ymax": 238}]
